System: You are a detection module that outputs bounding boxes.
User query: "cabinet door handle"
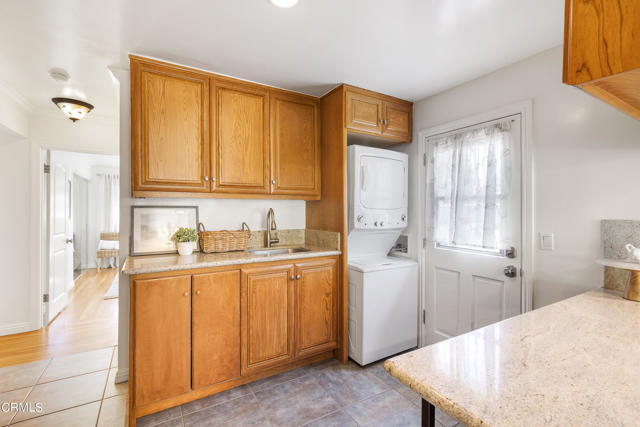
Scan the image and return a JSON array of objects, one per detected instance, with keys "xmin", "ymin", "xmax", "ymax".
[
  {"xmin": 195, "ymin": 290, "xmax": 201, "ymax": 295},
  {"xmin": 183, "ymin": 292, "xmax": 189, "ymax": 297},
  {"xmin": 204, "ymin": 176, "xmax": 209, "ymax": 181},
  {"xmin": 272, "ymin": 179, "xmax": 276, "ymax": 185},
  {"xmin": 296, "ymin": 274, "xmax": 301, "ymax": 280},
  {"xmin": 290, "ymin": 275, "xmax": 295, "ymax": 281}
]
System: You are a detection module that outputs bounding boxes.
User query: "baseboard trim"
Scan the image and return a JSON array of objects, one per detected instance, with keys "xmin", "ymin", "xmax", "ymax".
[
  {"xmin": 115, "ymin": 368, "xmax": 129, "ymax": 383},
  {"xmin": 0, "ymin": 321, "xmax": 36, "ymax": 337}
]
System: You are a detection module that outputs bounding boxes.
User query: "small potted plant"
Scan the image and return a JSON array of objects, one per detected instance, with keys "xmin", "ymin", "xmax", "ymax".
[{"xmin": 172, "ymin": 227, "xmax": 198, "ymax": 256}]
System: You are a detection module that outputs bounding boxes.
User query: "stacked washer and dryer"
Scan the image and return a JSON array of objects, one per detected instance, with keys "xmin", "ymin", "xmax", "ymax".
[{"xmin": 347, "ymin": 145, "xmax": 418, "ymax": 366}]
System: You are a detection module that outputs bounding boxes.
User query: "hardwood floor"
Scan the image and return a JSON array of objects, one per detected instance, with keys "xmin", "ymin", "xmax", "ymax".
[{"xmin": 0, "ymin": 268, "xmax": 119, "ymax": 368}]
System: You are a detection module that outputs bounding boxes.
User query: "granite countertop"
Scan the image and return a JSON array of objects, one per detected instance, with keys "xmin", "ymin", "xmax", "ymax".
[
  {"xmin": 122, "ymin": 245, "xmax": 341, "ymax": 275},
  {"xmin": 384, "ymin": 289, "xmax": 640, "ymax": 427}
]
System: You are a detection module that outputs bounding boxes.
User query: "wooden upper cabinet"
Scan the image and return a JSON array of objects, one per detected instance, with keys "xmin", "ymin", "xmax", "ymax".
[
  {"xmin": 192, "ymin": 270, "xmax": 240, "ymax": 389},
  {"xmin": 212, "ymin": 78, "xmax": 270, "ymax": 194},
  {"xmin": 563, "ymin": 0, "xmax": 640, "ymax": 85},
  {"xmin": 131, "ymin": 58, "xmax": 210, "ymax": 193},
  {"xmin": 345, "ymin": 89, "xmax": 384, "ymax": 135},
  {"xmin": 270, "ymin": 92, "xmax": 321, "ymax": 198},
  {"xmin": 294, "ymin": 258, "xmax": 338, "ymax": 358},
  {"xmin": 344, "ymin": 86, "xmax": 413, "ymax": 142},
  {"xmin": 563, "ymin": 0, "xmax": 640, "ymax": 121},
  {"xmin": 133, "ymin": 275, "xmax": 191, "ymax": 406},
  {"xmin": 241, "ymin": 264, "xmax": 295, "ymax": 374},
  {"xmin": 383, "ymin": 100, "xmax": 412, "ymax": 141}
]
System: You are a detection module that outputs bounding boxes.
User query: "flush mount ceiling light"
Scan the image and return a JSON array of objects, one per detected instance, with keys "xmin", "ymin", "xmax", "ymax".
[
  {"xmin": 269, "ymin": 0, "xmax": 298, "ymax": 8},
  {"xmin": 51, "ymin": 97, "xmax": 94, "ymax": 122}
]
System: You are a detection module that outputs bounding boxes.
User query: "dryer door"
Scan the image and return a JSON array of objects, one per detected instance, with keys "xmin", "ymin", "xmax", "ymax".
[{"xmin": 359, "ymin": 155, "xmax": 405, "ymax": 210}]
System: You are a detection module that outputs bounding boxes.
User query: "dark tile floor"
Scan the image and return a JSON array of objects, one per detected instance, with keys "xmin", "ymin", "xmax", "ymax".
[{"xmin": 137, "ymin": 359, "xmax": 462, "ymax": 427}]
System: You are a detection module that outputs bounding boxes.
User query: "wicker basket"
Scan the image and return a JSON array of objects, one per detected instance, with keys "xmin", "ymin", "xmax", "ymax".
[{"xmin": 198, "ymin": 222, "xmax": 251, "ymax": 253}]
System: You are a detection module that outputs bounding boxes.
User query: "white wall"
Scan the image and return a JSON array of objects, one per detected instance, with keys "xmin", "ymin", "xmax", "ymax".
[
  {"xmin": 0, "ymin": 80, "xmax": 30, "ymax": 143},
  {"xmin": 398, "ymin": 46, "xmax": 640, "ymax": 309},
  {"xmin": 30, "ymin": 112, "xmax": 118, "ymax": 155},
  {"xmin": 0, "ymin": 140, "xmax": 36, "ymax": 335}
]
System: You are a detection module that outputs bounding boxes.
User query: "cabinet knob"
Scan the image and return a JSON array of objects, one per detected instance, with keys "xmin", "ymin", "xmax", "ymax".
[
  {"xmin": 290, "ymin": 275, "xmax": 295, "ymax": 281},
  {"xmin": 212, "ymin": 177, "xmax": 216, "ymax": 182},
  {"xmin": 296, "ymin": 274, "xmax": 301, "ymax": 280},
  {"xmin": 204, "ymin": 176, "xmax": 209, "ymax": 181},
  {"xmin": 183, "ymin": 292, "xmax": 189, "ymax": 297},
  {"xmin": 272, "ymin": 179, "xmax": 276, "ymax": 185},
  {"xmin": 195, "ymin": 290, "xmax": 201, "ymax": 295}
]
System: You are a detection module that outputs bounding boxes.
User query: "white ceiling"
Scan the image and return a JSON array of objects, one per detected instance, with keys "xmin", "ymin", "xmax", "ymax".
[{"xmin": 0, "ymin": 0, "xmax": 564, "ymax": 119}]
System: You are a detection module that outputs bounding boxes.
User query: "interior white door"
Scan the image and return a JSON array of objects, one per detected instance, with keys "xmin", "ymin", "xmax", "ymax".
[
  {"xmin": 46, "ymin": 155, "xmax": 73, "ymax": 323},
  {"xmin": 424, "ymin": 115, "xmax": 522, "ymax": 345}
]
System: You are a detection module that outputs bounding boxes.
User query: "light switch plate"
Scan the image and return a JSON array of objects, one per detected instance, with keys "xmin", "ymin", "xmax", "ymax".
[{"xmin": 540, "ymin": 233, "xmax": 554, "ymax": 251}]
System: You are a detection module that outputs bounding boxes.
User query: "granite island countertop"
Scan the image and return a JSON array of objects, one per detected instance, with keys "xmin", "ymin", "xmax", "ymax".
[
  {"xmin": 384, "ymin": 289, "xmax": 640, "ymax": 427},
  {"xmin": 122, "ymin": 245, "xmax": 341, "ymax": 275}
]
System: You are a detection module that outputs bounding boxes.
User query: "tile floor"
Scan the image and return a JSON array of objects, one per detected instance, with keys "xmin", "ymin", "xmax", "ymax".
[
  {"xmin": 138, "ymin": 358, "xmax": 462, "ymax": 427},
  {"xmin": 0, "ymin": 346, "xmax": 126, "ymax": 426},
  {"xmin": 0, "ymin": 347, "xmax": 463, "ymax": 426}
]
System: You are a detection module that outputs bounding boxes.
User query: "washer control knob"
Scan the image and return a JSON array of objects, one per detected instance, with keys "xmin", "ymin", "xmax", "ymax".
[
  {"xmin": 357, "ymin": 215, "xmax": 364, "ymax": 223},
  {"xmin": 401, "ymin": 214, "xmax": 406, "ymax": 221},
  {"xmin": 374, "ymin": 221, "xmax": 379, "ymax": 227},
  {"xmin": 379, "ymin": 221, "xmax": 385, "ymax": 227}
]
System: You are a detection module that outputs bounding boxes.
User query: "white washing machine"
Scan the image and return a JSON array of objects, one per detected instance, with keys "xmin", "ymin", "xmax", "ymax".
[
  {"xmin": 347, "ymin": 145, "xmax": 419, "ymax": 366},
  {"xmin": 348, "ymin": 256, "xmax": 418, "ymax": 366}
]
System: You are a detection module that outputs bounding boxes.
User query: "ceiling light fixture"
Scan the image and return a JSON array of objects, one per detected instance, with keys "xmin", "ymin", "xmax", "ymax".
[
  {"xmin": 269, "ymin": 0, "xmax": 298, "ymax": 8},
  {"xmin": 51, "ymin": 97, "xmax": 94, "ymax": 122}
]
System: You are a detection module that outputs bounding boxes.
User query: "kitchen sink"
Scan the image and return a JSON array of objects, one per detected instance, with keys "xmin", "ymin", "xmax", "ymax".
[{"xmin": 248, "ymin": 247, "xmax": 311, "ymax": 256}]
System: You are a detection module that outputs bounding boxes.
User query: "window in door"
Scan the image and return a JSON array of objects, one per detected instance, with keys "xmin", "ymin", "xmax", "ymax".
[{"xmin": 426, "ymin": 120, "xmax": 513, "ymax": 255}]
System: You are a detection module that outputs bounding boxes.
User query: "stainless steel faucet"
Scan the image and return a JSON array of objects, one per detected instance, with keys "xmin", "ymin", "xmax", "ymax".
[{"xmin": 266, "ymin": 208, "xmax": 279, "ymax": 248}]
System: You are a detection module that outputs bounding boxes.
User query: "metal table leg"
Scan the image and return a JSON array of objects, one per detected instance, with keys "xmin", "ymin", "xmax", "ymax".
[{"xmin": 422, "ymin": 399, "xmax": 435, "ymax": 427}]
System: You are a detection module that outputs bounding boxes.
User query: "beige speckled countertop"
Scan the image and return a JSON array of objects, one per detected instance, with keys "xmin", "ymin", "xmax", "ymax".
[
  {"xmin": 122, "ymin": 246, "xmax": 340, "ymax": 275},
  {"xmin": 385, "ymin": 289, "xmax": 640, "ymax": 427}
]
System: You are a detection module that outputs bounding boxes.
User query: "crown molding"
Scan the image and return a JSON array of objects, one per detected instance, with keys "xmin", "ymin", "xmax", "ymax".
[{"xmin": 0, "ymin": 79, "xmax": 34, "ymax": 112}]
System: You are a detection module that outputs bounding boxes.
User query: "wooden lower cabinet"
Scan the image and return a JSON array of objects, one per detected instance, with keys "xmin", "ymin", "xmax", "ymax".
[
  {"xmin": 133, "ymin": 275, "xmax": 192, "ymax": 407},
  {"xmin": 192, "ymin": 270, "xmax": 241, "ymax": 389},
  {"xmin": 241, "ymin": 264, "xmax": 295, "ymax": 374},
  {"xmin": 294, "ymin": 258, "xmax": 338, "ymax": 357},
  {"xmin": 130, "ymin": 256, "xmax": 339, "ymax": 425}
]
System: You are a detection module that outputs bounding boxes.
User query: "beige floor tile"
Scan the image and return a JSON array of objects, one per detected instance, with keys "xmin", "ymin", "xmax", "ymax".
[
  {"xmin": 0, "ymin": 387, "xmax": 32, "ymax": 426},
  {"xmin": 98, "ymin": 394, "xmax": 127, "ymax": 427},
  {"xmin": 38, "ymin": 347, "xmax": 113, "ymax": 384},
  {"xmin": 111, "ymin": 347, "xmax": 118, "ymax": 369},
  {"xmin": 0, "ymin": 360, "xmax": 49, "ymax": 393},
  {"xmin": 12, "ymin": 401, "xmax": 100, "ymax": 427},
  {"xmin": 12, "ymin": 370, "xmax": 108, "ymax": 423},
  {"xmin": 104, "ymin": 369, "xmax": 128, "ymax": 398}
]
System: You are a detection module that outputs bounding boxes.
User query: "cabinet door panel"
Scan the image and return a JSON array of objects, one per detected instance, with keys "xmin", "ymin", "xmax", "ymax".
[
  {"xmin": 133, "ymin": 275, "xmax": 191, "ymax": 406},
  {"xmin": 192, "ymin": 270, "xmax": 240, "ymax": 389},
  {"xmin": 295, "ymin": 258, "xmax": 338, "ymax": 357},
  {"xmin": 383, "ymin": 100, "xmax": 412, "ymax": 141},
  {"xmin": 345, "ymin": 89, "xmax": 383, "ymax": 135},
  {"xmin": 213, "ymin": 79, "xmax": 270, "ymax": 194},
  {"xmin": 271, "ymin": 92, "xmax": 320, "ymax": 197},
  {"xmin": 241, "ymin": 264, "xmax": 294, "ymax": 374},
  {"xmin": 131, "ymin": 60, "xmax": 210, "ymax": 193}
]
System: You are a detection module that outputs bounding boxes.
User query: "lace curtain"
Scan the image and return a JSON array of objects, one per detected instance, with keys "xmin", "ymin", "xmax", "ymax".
[{"xmin": 426, "ymin": 121, "xmax": 512, "ymax": 250}]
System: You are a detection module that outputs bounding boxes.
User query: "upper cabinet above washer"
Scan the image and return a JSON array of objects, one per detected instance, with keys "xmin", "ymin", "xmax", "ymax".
[{"xmin": 344, "ymin": 85, "xmax": 413, "ymax": 143}]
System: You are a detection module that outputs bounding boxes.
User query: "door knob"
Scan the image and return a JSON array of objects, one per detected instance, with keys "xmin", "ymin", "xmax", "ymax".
[
  {"xmin": 504, "ymin": 265, "xmax": 517, "ymax": 278},
  {"xmin": 65, "ymin": 239, "xmax": 73, "ymax": 244}
]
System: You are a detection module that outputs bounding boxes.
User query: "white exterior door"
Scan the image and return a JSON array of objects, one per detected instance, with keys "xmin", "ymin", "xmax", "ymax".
[
  {"xmin": 45, "ymin": 155, "xmax": 73, "ymax": 323},
  {"xmin": 424, "ymin": 115, "xmax": 522, "ymax": 345}
]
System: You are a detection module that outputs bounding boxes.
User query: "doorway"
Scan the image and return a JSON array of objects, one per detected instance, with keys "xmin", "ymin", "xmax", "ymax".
[
  {"xmin": 73, "ymin": 174, "xmax": 89, "ymax": 279},
  {"xmin": 419, "ymin": 103, "xmax": 533, "ymax": 346}
]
